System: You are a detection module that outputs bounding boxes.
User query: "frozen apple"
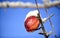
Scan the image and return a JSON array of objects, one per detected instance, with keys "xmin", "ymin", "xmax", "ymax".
[{"xmin": 24, "ymin": 16, "xmax": 40, "ymax": 32}]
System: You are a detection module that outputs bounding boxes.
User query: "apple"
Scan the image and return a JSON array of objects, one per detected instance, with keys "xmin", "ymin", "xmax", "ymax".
[{"xmin": 24, "ymin": 16, "xmax": 40, "ymax": 32}]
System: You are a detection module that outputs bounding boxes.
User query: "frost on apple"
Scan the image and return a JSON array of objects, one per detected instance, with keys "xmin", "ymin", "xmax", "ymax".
[{"xmin": 24, "ymin": 10, "xmax": 40, "ymax": 32}]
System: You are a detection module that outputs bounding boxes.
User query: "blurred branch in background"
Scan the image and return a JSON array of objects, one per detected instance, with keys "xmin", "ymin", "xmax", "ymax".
[
  {"xmin": 0, "ymin": 0, "xmax": 60, "ymax": 8},
  {"xmin": 43, "ymin": 0, "xmax": 60, "ymax": 9}
]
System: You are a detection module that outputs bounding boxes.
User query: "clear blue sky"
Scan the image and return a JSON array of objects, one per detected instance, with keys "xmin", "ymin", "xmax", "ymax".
[{"xmin": 0, "ymin": 0, "xmax": 60, "ymax": 38}]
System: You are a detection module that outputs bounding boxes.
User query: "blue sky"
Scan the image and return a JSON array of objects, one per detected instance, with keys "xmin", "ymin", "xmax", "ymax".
[{"xmin": 0, "ymin": 0, "xmax": 60, "ymax": 38}]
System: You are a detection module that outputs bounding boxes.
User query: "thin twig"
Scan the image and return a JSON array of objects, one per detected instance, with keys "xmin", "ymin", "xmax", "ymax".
[
  {"xmin": 35, "ymin": 0, "xmax": 48, "ymax": 38},
  {"xmin": 44, "ymin": 8, "xmax": 57, "ymax": 38}
]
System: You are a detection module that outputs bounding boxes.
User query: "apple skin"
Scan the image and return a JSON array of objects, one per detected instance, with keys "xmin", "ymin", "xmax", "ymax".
[{"xmin": 24, "ymin": 16, "xmax": 40, "ymax": 32}]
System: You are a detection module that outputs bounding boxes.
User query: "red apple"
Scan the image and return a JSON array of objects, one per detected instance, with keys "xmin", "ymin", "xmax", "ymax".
[{"xmin": 24, "ymin": 16, "xmax": 40, "ymax": 32}]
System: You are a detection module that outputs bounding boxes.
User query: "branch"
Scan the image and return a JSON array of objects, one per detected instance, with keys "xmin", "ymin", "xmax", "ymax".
[
  {"xmin": 44, "ymin": 8, "xmax": 57, "ymax": 38},
  {"xmin": 0, "ymin": 1, "xmax": 60, "ymax": 8}
]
